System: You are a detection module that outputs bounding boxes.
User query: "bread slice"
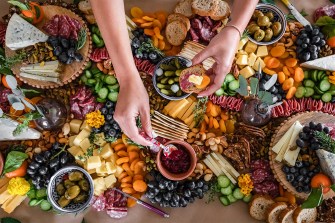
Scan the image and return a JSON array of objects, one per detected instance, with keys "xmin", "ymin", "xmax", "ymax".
[
  {"xmin": 167, "ymin": 13, "xmax": 191, "ymax": 31},
  {"xmin": 179, "ymin": 64, "xmax": 206, "ymax": 93},
  {"xmin": 266, "ymin": 202, "xmax": 288, "ymax": 223},
  {"xmin": 191, "ymin": 0, "xmax": 218, "ymax": 17},
  {"xmin": 78, "ymin": 0, "xmax": 93, "ymax": 15},
  {"xmin": 292, "ymin": 207, "xmax": 317, "ymax": 223},
  {"xmin": 166, "ymin": 20, "xmax": 187, "ymax": 46},
  {"xmin": 249, "ymin": 194, "xmax": 275, "ymax": 221},
  {"xmin": 278, "ymin": 206, "xmax": 297, "ymax": 223},
  {"xmin": 174, "ymin": 0, "xmax": 193, "ymax": 18},
  {"xmin": 210, "ymin": 0, "xmax": 231, "ymax": 20}
]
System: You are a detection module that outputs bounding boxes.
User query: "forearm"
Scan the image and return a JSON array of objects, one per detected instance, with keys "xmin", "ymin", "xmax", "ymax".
[
  {"xmin": 90, "ymin": 0, "xmax": 137, "ymax": 84},
  {"xmin": 229, "ymin": 0, "xmax": 258, "ymax": 33}
]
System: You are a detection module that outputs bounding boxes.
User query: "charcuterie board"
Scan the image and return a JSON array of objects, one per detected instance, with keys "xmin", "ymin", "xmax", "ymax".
[
  {"xmin": 5, "ymin": 5, "xmax": 92, "ymax": 89},
  {"xmin": 269, "ymin": 111, "xmax": 335, "ymax": 200}
]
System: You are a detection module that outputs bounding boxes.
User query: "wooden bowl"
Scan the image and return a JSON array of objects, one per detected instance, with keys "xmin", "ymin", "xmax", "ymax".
[
  {"xmin": 156, "ymin": 140, "xmax": 196, "ymax": 181},
  {"xmin": 0, "ymin": 153, "xmax": 4, "ymax": 175},
  {"xmin": 269, "ymin": 111, "xmax": 335, "ymax": 200},
  {"xmin": 5, "ymin": 5, "xmax": 92, "ymax": 89}
]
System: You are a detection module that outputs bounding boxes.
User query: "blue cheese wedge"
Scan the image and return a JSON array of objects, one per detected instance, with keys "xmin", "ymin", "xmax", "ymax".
[
  {"xmin": 0, "ymin": 118, "xmax": 41, "ymax": 141},
  {"xmin": 301, "ymin": 55, "xmax": 335, "ymax": 71},
  {"xmin": 6, "ymin": 14, "xmax": 49, "ymax": 50}
]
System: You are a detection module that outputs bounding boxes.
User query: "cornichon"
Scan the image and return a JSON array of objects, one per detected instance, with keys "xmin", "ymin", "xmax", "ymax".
[
  {"xmin": 175, "ymin": 69, "xmax": 182, "ymax": 76},
  {"xmin": 174, "ymin": 58, "xmax": 181, "ymax": 69},
  {"xmin": 164, "ymin": 71, "xmax": 175, "ymax": 77},
  {"xmin": 160, "ymin": 89, "xmax": 173, "ymax": 95},
  {"xmin": 157, "ymin": 83, "xmax": 167, "ymax": 89},
  {"xmin": 160, "ymin": 64, "xmax": 176, "ymax": 71},
  {"xmin": 160, "ymin": 77, "xmax": 168, "ymax": 84},
  {"xmin": 168, "ymin": 79, "xmax": 175, "ymax": 85}
]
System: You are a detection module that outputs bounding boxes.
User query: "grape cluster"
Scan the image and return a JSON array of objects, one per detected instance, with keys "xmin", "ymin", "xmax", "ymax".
[
  {"xmin": 296, "ymin": 25, "xmax": 326, "ymax": 62},
  {"xmin": 27, "ymin": 143, "xmax": 75, "ymax": 190},
  {"xmin": 259, "ymin": 74, "xmax": 285, "ymax": 102},
  {"xmin": 93, "ymin": 101, "xmax": 122, "ymax": 139},
  {"xmin": 145, "ymin": 171, "xmax": 209, "ymax": 208},
  {"xmin": 296, "ymin": 122, "xmax": 330, "ymax": 150}
]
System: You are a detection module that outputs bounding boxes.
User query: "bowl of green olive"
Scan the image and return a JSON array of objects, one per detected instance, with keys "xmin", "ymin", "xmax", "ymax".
[
  {"xmin": 153, "ymin": 56, "xmax": 192, "ymax": 100},
  {"xmin": 47, "ymin": 166, "xmax": 94, "ymax": 214},
  {"xmin": 247, "ymin": 3, "xmax": 287, "ymax": 45}
]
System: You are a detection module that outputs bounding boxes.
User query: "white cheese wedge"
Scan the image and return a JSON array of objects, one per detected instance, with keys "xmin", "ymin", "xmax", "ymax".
[
  {"xmin": 20, "ymin": 72, "xmax": 60, "ymax": 83},
  {"xmin": 236, "ymin": 55, "xmax": 248, "ymax": 66},
  {"xmin": 213, "ymin": 153, "xmax": 240, "ymax": 179},
  {"xmin": 272, "ymin": 123, "xmax": 297, "ymax": 153},
  {"xmin": 248, "ymin": 53, "xmax": 257, "ymax": 67},
  {"xmin": 275, "ymin": 121, "xmax": 303, "ymax": 162},
  {"xmin": 21, "ymin": 61, "xmax": 59, "ymax": 70},
  {"xmin": 73, "ymin": 129, "xmax": 91, "ymax": 146},
  {"xmin": 86, "ymin": 156, "xmax": 101, "ymax": 170},
  {"xmin": 188, "ymin": 75, "xmax": 203, "ymax": 85},
  {"xmin": 256, "ymin": 46, "xmax": 268, "ymax": 57},
  {"xmin": 203, "ymin": 158, "xmax": 221, "ymax": 176},
  {"xmin": 20, "ymin": 70, "xmax": 60, "ymax": 78},
  {"xmin": 239, "ymin": 66, "xmax": 255, "ymax": 79},
  {"xmin": 6, "ymin": 13, "xmax": 49, "ymax": 50},
  {"xmin": 0, "ymin": 118, "xmax": 41, "ymax": 141},
  {"xmin": 284, "ymin": 147, "xmax": 301, "ymax": 166},
  {"xmin": 301, "ymin": 55, "xmax": 335, "ymax": 71},
  {"xmin": 104, "ymin": 175, "xmax": 117, "ymax": 189}
]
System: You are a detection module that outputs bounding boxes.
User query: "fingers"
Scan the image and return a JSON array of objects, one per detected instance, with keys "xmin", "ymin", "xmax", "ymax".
[
  {"xmin": 114, "ymin": 114, "xmax": 152, "ymax": 147},
  {"xmin": 140, "ymin": 107, "xmax": 153, "ymax": 138},
  {"xmin": 192, "ymin": 47, "xmax": 212, "ymax": 65}
]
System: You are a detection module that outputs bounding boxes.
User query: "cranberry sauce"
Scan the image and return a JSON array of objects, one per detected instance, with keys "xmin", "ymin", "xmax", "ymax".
[{"xmin": 161, "ymin": 145, "xmax": 191, "ymax": 174}]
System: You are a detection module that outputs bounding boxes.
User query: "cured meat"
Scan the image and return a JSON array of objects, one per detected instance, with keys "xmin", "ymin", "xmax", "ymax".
[
  {"xmin": 90, "ymin": 47, "xmax": 110, "ymax": 62},
  {"xmin": 314, "ymin": 5, "xmax": 335, "ymax": 22},
  {"xmin": 134, "ymin": 57, "xmax": 156, "ymax": 75},
  {"xmin": 0, "ymin": 22, "xmax": 6, "ymax": 45},
  {"xmin": 92, "ymin": 195, "xmax": 106, "ymax": 212},
  {"xmin": 209, "ymin": 95, "xmax": 243, "ymax": 112},
  {"xmin": 189, "ymin": 16, "xmax": 221, "ymax": 44},
  {"xmin": 43, "ymin": 15, "xmax": 82, "ymax": 40}
]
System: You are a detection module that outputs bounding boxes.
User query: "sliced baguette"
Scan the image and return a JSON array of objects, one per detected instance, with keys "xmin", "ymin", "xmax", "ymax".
[
  {"xmin": 174, "ymin": 0, "xmax": 193, "ymax": 18},
  {"xmin": 210, "ymin": 0, "xmax": 231, "ymax": 20},
  {"xmin": 278, "ymin": 206, "xmax": 297, "ymax": 223},
  {"xmin": 179, "ymin": 64, "xmax": 206, "ymax": 93},
  {"xmin": 249, "ymin": 194, "xmax": 275, "ymax": 221},
  {"xmin": 165, "ymin": 20, "xmax": 187, "ymax": 46},
  {"xmin": 266, "ymin": 202, "xmax": 288, "ymax": 223},
  {"xmin": 292, "ymin": 207, "xmax": 317, "ymax": 223},
  {"xmin": 191, "ymin": 0, "xmax": 218, "ymax": 17},
  {"xmin": 167, "ymin": 13, "xmax": 191, "ymax": 31}
]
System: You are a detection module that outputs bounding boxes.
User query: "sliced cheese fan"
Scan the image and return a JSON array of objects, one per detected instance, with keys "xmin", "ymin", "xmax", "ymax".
[{"xmin": 6, "ymin": 13, "xmax": 49, "ymax": 50}]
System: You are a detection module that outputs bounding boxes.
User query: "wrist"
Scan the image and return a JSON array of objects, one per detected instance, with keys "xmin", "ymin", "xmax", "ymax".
[{"xmin": 114, "ymin": 66, "xmax": 141, "ymax": 86}]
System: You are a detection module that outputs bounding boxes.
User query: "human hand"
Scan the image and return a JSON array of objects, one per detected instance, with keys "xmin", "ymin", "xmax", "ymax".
[
  {"xmin": 192, "ymin": 27, "xmax": 240, "ymax": 96},
  {"xmin": 113, "ymin": 73, "xmax": 153, "ymax": 146}
]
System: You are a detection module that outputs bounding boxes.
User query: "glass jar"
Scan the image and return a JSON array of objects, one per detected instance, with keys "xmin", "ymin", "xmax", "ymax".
[
  {"xmin": 240, "ymin": 98, "xmax": 272, "ymax": 127},
  {"xmin": 34, "ymin": 98, "xmax": 67, "ymax": 131}
]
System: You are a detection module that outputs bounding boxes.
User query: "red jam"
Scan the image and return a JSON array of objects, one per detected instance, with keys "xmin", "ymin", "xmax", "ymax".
[{"xmin": 161, "ymin": 145, "xmax": 191, "ymax": 174}]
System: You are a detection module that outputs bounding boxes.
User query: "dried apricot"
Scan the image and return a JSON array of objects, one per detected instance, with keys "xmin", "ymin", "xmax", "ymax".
[
  {"xmin": 294, "ymin": 67, "xmax": 304, "ymax": 82},
  {"xmin": 278, "ymin": 71, "xmax": 286, "ymax": 84},
  {"xmin": 286, "ymin": 87, "xmax": 296, "ymax": 99},
  {"xmin": 285, "ymin": 58, "xmax": 298, "ymax": 67},
  {"xmin": 130, "ymin": 7, "xmax": 143, "ymax": 18},
  {"xmin": 133, "ymin": 180, "xmax": 147, "ymax": 192},
  {"xmin": 282, "ymin": 78, "xmax": 294, "ymax": 91},
  {"xmin": 270, "ymin": 45, "xmax": 286, "ymax": 57}
]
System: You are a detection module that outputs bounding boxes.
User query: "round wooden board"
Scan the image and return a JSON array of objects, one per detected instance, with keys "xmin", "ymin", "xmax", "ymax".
[
  {"xmin": 5, "ymin": 5, "xmax": 92, "ymax": 89},
  {"xmin": 269, "ymin": 111, "xmax": 335, "ymax": 200}
]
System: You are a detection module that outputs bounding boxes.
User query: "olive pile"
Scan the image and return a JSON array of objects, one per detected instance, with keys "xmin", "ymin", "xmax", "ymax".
[
  {"xmin": 247, "ymin": 10, "xmax": 283, "ymax": 42},
  {"xmin": 146, "ymin": 171, "xmax": 209, "ymax": 208},
  {"xmin": 47, "ymin": 36, "xmax": 83, "ymax": 64},
  {"xmin": 155, "ymin": 58, "xmax": 187, "ymax": 98},
  {"xmin": 93, "ymin": 100, "xmax": 122, "ymax": 139},
  {"xmin": 56, "ymin": 171, "xmax": 89, "ymax": 208},
  {"xmin": 295, "ymin": 25, "xmax": 326, "ymax": 61},
  {"xmin": 27, "ymin": 143, "xmax": 75, "ymax": 190},
  {"xmin": 131, "ymin": 28, "xmax": 163, "ymax": 64}
]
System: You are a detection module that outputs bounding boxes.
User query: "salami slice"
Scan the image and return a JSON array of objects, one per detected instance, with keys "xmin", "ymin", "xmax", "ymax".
[
  {"xmin": 107, "ymin": 207, "xmax": 128, "ymax": 219},
  {"xmin": 92, "ymin": 195, "xmax": 106, "ymax": 212}
]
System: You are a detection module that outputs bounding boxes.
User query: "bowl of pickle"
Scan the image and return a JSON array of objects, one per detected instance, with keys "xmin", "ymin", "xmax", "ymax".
[
  {"xmin": 47, "ymin": 166, "xmax": 94, "ymax": 214},
  {"xmin": 247, "ymin": 3, "xmax": 287, "ymax": 45},
  {"xmin": 153, "ymin": 56, "xmax": 192, "ymax": 100}
]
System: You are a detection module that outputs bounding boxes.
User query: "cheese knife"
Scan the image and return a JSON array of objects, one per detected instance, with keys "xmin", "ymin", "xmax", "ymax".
[
  {"xmin": 113, "ymin": 188, "xmax": 170, "ymax": 218},
  {"xmin": 281, "ymin": 0, "xmax": 310, "ymax": 27}
]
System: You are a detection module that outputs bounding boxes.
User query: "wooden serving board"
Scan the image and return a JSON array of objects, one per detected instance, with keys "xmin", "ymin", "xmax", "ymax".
[
  {"xmin": 269, "ymin": 111, "xmax": 335, "ymax": 200},
  {"xmin": 5, "ymin": 5, "xmax": 92, "ymax": 89}
]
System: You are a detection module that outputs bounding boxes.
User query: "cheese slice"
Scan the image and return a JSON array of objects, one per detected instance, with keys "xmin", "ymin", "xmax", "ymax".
[
  {"xmin": 272, "ymin": 123, "xmax": 297, "ymax": 153},
  {"xmin": 301, "ymin": 55, "xmax": 335, "ymax": 71},
  {"xmin": 177, "ymin": 98, "xmax": 193, "ymax": 119},
  {"xmin": 73, "ymin": 129, "xmax": 91, "ymax": 146},
  {"xmin": 0, "ymin": 118, "xmax": 41, "ymax": 141},
  {"xmin": 6, "ymin": 13, "xmax": 49, "ymax": 50},
  {"xmin": 169, "ymin": 99, "xmax": 190, "ymax": 118},
  {"xmin": 0, "ymin": 178, "xmax": 9, "ymax": 189},
  {"xmin": 213, "ymin": 153, "xmax": 240, "ymax": 178},
  {"xmin": 20, "ymin": 70, "xmax": 60, "ymax": 78},
  {"xmin": 284, "ymin": 147, "xmax": 301, "ymax": 166},
  {"xmin": 20, "ymin": 61, "xmax": 59, "ymax": 71},
  {"xmin": 2, "ymin": 195, "xmax": 26, "ymax": 214},
  {"xmin": 163, "ymin": 100, "xmax": 180, "ymax": 115},
  {"xmin": 20, "ymin": 72, "xmax": 60, "ymax": 83},
  {"xmin": 275, "ymin": 121, "xmax": 303, "ymax": 162},
  {"xmin": 203, "ymin": 158, "xmax": 221, "ymax": 176},
  {"xmin": 188, "ymin": 75, "xmax": 203, "ymax": 85},
  {"xmin": 208, "ymin": 155, "xmax": 237, "ymax": 184},
  {"xmin": 181, "ymin": 102, "xmax": 197, "ymax": 121},
  {"xmin": 0, "ymin": 191, "xmax": 14, "ymax": 205}
]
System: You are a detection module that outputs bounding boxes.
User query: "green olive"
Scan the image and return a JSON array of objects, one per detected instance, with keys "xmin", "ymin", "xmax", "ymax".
[
  {"xmin": 265, "ymin": 12, "xmax": 274, "ymax": 21},
  {"xmin": 58, "ymin": 196, "xmax": 71, "ymax": 208},
  {"xmin": 247, "ymin": 23, "xmax": 260, "ymax": 34},
  {"xmin": 56, "ymin": 183, "xmax": 66, "ymax": 196},
  {"xmin": 65, "ymin": 185, "xmax": 81, "ymax": 200},
  {"xmin": 254, "ymin": 29, "xmax": 265, "ymax": 42},
  {"xmin": 64, "ymin": 180, "xmax": 75, "ymax": 189},
  {"xmin": 265, "ymin": 22, "xmax": 272, "ymax": 29},
  {"xmin": 252, "ymin": 10, "xmax": 264, "ymax": 20},
  {"xmin": 263, "ymin": 28, "xmax": 274, "ymax": 42},
  {"xmin": 257, "ymin": 16, "xmax": 271, "ymax": 27},
  {"xmin": 73, "ymin": 192, "xmax": 88, "ymax": 203},
  {"xmin": 78, "ymin": 179, "xmax": 89, "ymax": 192},
  {"xmin": 68, "ymin": 171, "xmax": 84, "ymax": 181},
  {"xmin": 272, "ymin": 22, "xmax": 282, "ymax": 36}
]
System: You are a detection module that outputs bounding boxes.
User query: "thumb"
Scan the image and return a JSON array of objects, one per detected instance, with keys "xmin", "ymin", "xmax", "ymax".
[
  {"xmin": 192, "ymin": 48, "xmax": 212, "ymax": 65},
  {"xmin": 140, "ymin": 109, "xmax": 153, "ymax": 138}
]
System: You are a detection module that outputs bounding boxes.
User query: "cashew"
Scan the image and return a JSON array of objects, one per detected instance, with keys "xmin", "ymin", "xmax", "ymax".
[
  {"xmin": 204, "ymin": 173, "xmax": 213, "ymax": 181},
  {"xmin": 276, "ymin": 42, "xmax": 285, "ymax": 46},
  {"xmin": 62, "ymin": 123, "xmax": 70, "ymax": 136},
  {"xmin": 210, "ymin": 144, "xmax": 218, "ymax": 152},
  {"xmin": 214, "ymin": 137, "xmax": 221, "ymax": 144},
  {"xmin": 191, "ymin": 128, "xmax": 199, "ymax": 133},
  {"xmin": 208, "ymin": 138, "xmax": 216, "ymax": 146},
  {"xmin": 34, "ymin": 147, "xmax": 41, "ymax": 154},
  {"xmin": 218, "ymin": 144, "xmax": 224, "ymax": 154},
  {"xmin": 205, "ymin": 140, "xmax": 210, "ymax": 147},
  {"xmin": 200, "ymin": 132, "xmax": 207, "ymax": 141},
  {"xmin": 187, "ymin": 132, "xmax": 196, "ymax": 139},
  {"xmin": 204, "ymin": 169, "xmax": 213, "ymax": 174},
  {"xmin": 285, "ymin": 39, "xmax": 294, "ymax": 47},
  {"xmin": 194, "ymin": 169, "xmax": 204, "ymax": 175},
  {"xmin": 194, "ymin": 140, "xmax": 204, "ymax": 146},
  {"xmin": 196, "ymin": 163, "xmax": 204, "ymax": 170},
  {"xmin": 195, "ymin": 133, "xmax": 201, "ymax": 139},
  {"xmin": 206, "ymin": 132, "xmax": 216, "ymax": 139}
]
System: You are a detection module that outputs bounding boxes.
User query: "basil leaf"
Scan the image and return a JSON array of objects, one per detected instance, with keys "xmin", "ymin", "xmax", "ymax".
[
  {"xmin": 235, "ymin": 75, "xmax": 248, "ymax": 97},
  {"xmin": 315, "ymin": 16, "xmax": 335, "ymax": 26},
  {"xmin": 249, "ymin": 77, "xmax": 259, "ymax": 96},
  {"xmin": 301, "ymin": 188, "xmax": 323, "ymax": 209},
  {"xmin": 3, "ymin": 151, "xmax": 28, "ymax": 174},
  {"xmin": 322, "ymin": 25, "xmax": 335, "ymax": 38}
]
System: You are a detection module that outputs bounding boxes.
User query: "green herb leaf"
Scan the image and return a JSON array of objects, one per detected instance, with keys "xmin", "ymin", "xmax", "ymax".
[
  {"xmin": 258, "ymin": 91, "xmax": 273, "ymax": 105},
  {"xmin": 260, "ymin": 0, "xmax": 275, "ymax": 4},
  {"xmin": 331, "ymin": 184, "xmax": 335, "ymax": 192},
  {"xmin": 193, "ymin": 96, "xmax": 208, "ymax": 127},
  {"xmin": 322, "ymin": 25, "xmax": 335, "ymax": 38},
  {"xmin": 235, "ymin": 75, "xmax": 248, "ymax": 97},
  {"xmin": 3, "ymin": 151, "xmax": 28, "ymax": 174},
  {"xmin": 286, "ymin": 9, "xmax": 308, "ymax": 22},
  {"xmin": 249, "ymin": 77, "xmax": 259, "ymax": 96},
  {"xmin": 240, "ymin": 30, "xmax": 250, "ymax": 40},
  {"xmin": 7, "ymin": 0, "xmax": 29, "ymax": 10},
  {"xmin": 301, "ymin": 187, "xmax": 323, "ymax": 209},
  {"xmin": 315, "ymin": 16, "xmax": 335, "ymax": 26},
  {"xmin": 76, "ymin": 28, "xmax": 87, "ymax": 50},
  {"xmin": 13, "ymin": 112, "xmax": 42, "ymax": 136}
]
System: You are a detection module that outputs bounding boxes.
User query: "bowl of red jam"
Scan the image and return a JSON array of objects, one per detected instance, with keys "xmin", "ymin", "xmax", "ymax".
[{"xmin": 156, "ymin": 140, "xmax": 197, "ymax": 181}]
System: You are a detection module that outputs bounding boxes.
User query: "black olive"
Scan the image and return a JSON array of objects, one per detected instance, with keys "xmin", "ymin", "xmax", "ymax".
[
  {"xmin": 320, "ymin": 39, "xmax": 326, "ymax": 46},
  {"xmin": 310, "ymin": 143, "xmax": 320, "ymax": 150},
  {"xmin": 108, "ymin": 129, "xmax": 116, "ymax": 137},
  {"xmin": 142, "ymin": 53, "xmax": 148, "ymax": 60},
  {"xmin": 105, "ymin": 114, "xmax": 113, "ymax": 121},
  {"xmin": 300, "ymin": 33, "xmax": 308, "ymax": 38},
  {"xmin": 74, "ymin": 53, "xmax": 83, "ymax": 61},
  {"xmin": 100, "ymin": 107, "xmax": 108, "ymax": 115},
  {"xmin": 29, "ymin": 161, "xmax": 40, "ymax": 170},
  {"xmin": 270, "ymin": 86, "xmax": 278, "ymax": 94},
  {"xmin": 135, "ymin": 52, "xmax": 143, "ymax": 59},
  {"xmin": 282, "ymin": 165, "xmax": 290, "ymax": 173},
  {"xmin": 34, "ymin": 154, "xmax": 44, "ymax": 164},
  {"xmin": 311, "ymin": 36, "xmax": 320, "ymax": 44},
  {"xmin": 149, "ymin": 52, "xmax": 158, "ymax": 60},
  {"xmin": 299, "ymin": 167, "xmax": 308, "ymax": 176},
  {"xmin": 323, "ymin": 127, "xmax": 330, "ymax": 134},
  {"xmin": 309, "ymin": 45, "xmax": 317, "ymax": 52},
  {"xmin": 112, "ymin": 122, "xmax": 120, "ymax": 131},
  {"xmin": 296, "ymin": 138, "xmax": 305, "ymax": 148},
  {"xmin": 312, "ymin": 29, "xmax": 319, "ymax": 36},
  {"xmin": 305, "ymin": 25, "xmax": 312, "ymax": 32},
  {"xmin": 39, "ymin": 166, "xmax": 48, "ymax": 175},
  {"xmin": 296, "ymin": 47, "xmax": 303, "ymax": 54},
  {"xmin": 103, "ymin": 124, "xmax": 111, "ymax": 132},
  {"xmin": 61, "ymin": 38, "xmax": 69, "ymax": 49},
  {"xmin": 59, "ymin": 52, "xmax": 68, "ymax": 63},
  {"xmin": 310, "ymin": 52, "xmax": 318, "ymax": 60},
  {"xmin": 302, "ymin": 52, "xmax": 310, "ymax": 61},
  {"xmin": 301, "ymin": 43, "xmax": 308, "ymax": 49},
  {"xmin": 316, "ymin": 123, "xmax": 323, "ymax": 131},
  {"xmin": 303, "ymin": 185, "xmax": 311, "ymax": 193},
  {"xmin": 67, "ymin": 48, "xmax": 75, "ymax": 58},
  {"xmin": 296, "ymin": 38, "xmax": 302, "ymax": 45}
]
